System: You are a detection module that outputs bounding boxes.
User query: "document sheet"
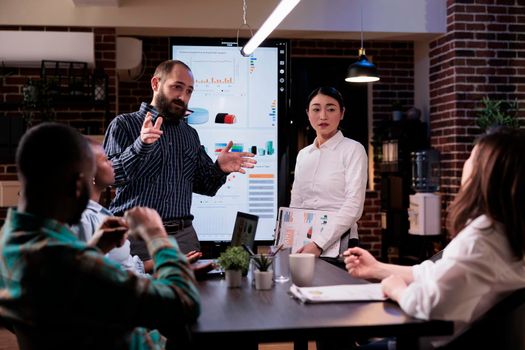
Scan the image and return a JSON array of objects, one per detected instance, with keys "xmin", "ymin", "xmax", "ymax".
[{"xmin": 289, "ymin": 284, "xmax": 387, "ymax": 303}]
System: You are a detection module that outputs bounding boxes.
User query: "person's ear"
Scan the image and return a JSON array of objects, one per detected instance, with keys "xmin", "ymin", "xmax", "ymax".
[
  {"xmin": 73, "ymin": 172, "xmax": 86, "ymax": 199},
  {"xmin": 341, "ymin": 107, "xmax": 345, "ymax": 120},
  {"xmin": 62, "ymin": 172, "xmax": 81, "ymax": 199},
  {"xmin": 151, "ymin": 76, "xmax": 160, "ymax": 92}
]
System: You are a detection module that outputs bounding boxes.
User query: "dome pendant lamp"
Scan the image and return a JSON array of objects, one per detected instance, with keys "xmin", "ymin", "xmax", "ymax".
[{"xmin": 345, "ymin": 2, "xmax": 379, "ymax": 83}]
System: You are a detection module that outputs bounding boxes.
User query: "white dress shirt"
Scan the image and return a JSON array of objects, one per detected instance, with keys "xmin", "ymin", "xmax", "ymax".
[
  {"xmin": 400, "ymin": 214, "xmax": 525, "ymax": 335},
  {"xmin": 290, "ymin": 131, "xmax": 368, "ymax": 257}
]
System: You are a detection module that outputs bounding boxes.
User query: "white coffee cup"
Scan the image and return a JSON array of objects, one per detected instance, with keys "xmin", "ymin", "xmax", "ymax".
[{"xmin": 289, "ymin": 253, "xmax": 315, "ymax": 287}]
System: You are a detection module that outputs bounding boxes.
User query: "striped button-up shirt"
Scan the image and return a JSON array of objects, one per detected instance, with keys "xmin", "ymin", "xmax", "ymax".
[
  {"xmin": 104, "ymin": 103, "xmax": 227, "ymax": 219},
  {"xmin": 0, "ymin": 208, "xmax": 200, "ymax": 349}
]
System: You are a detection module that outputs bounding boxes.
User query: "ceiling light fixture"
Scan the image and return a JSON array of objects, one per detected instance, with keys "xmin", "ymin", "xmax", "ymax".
[
  {"xmin": 345, "ymin": 0, "xmax": 379, "ymax": 83},
  {"xmin": 241, "ymin": 0, "xmax": 300, "ymax": 56}
]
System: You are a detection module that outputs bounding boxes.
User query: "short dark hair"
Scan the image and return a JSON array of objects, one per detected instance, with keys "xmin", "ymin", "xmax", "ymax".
[
  {"xmin": 17, "ymin": 123, "xmax": 93, "ymax": 189},
  {"xmin": 306, "ymin": 87, "xmax": 345, "ymax": 110},
  {"xmin": 153, "ymin": 60, "xmax": 191, "ymax": 82},
  {"xmin": 447, "ymin": 127, "xmax": 525, "ymax": 259}
]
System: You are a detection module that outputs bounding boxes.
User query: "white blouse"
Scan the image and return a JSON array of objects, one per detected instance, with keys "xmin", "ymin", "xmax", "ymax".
[
  {"xmin": 290, "ymin": 131, "xmax": 368, "ymax": 257},
  {"xmin": 400, "ymin": 215, "xmax": 525, "ymax": 333}
]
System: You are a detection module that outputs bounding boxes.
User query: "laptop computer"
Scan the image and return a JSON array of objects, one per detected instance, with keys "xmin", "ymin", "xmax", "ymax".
[
  {"xmin": 230, "ymin": 211, "xmax": 259, "ymax": 251},
  {"xmin": 195, "ymin": 212, "xmax": 259, "ymax": 276}
]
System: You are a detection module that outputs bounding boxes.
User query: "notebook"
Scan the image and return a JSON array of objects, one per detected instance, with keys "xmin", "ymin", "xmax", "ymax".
[{"xmin": 289, "ymin": 284, "xmax": 387, "ymax": 303}]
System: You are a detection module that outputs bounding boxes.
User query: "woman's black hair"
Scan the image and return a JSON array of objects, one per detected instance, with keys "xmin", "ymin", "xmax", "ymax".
[{"xmin": 306, "ymin": 87, "xmax": 345, "ymax": 110}]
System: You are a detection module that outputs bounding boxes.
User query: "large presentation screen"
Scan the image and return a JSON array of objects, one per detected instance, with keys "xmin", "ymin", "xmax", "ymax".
[{"xmin": 171, "ymin": 38, "xmax": 288, "ymax": 242}]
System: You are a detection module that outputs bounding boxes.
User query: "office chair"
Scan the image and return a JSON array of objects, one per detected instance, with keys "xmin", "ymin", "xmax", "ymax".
[
  {"xmin": 428, "ymin": 249, "xmax": 443, "ymax": 262},
  {"xmin": 437, "ymin": 287, "xmax": 525, "ymax": 350}
]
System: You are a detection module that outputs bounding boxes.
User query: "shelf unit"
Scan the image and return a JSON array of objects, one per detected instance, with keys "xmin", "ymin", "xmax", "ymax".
[{"xmin": 376, "ymin": 119, "xmax": 433, "ymax": 263}]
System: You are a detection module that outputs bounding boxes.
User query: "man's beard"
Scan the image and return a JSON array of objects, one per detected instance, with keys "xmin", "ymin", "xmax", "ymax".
[{"xmin": 155, "ymin": 90, "xmax": 187, "ymax": 123}]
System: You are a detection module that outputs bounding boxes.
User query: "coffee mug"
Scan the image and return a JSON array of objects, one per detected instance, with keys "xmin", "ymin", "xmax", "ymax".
[{"xmin": 289, "ymin": 253, "xmax": 315, "ymax": 287}]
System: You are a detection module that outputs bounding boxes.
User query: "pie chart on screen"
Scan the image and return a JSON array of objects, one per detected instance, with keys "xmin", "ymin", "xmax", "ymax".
[{"xmin": 187, "ymin": 107, "xmax": 209, "ymax": 124}]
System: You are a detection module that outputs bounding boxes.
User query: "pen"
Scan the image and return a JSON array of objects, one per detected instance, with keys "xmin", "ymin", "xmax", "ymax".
[
  {"xmin": 242, "ymin": 244, "xmax": 256, "ymax": 256},
  {"xmin": 338, "ymin": 252, "xmax": 358, "ymax": 262},
  {"xmin": 271, "ymin": 243, "xmax": 284, "ymax": 257}
]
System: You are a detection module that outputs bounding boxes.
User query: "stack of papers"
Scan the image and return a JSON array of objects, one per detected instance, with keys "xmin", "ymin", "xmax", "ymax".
[{"xmin": 289, "ymin": 284, "xmax": 387, "ymax": 303}]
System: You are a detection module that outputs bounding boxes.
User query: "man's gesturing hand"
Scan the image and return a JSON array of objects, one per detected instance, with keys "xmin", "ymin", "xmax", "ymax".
[
  {"xmin": 140, "ymin": 112, "xmax": 164, "ymax": 144},
  {"xmin": 217, "ymin": 140, "xmax": 257, "ymax": 174}
]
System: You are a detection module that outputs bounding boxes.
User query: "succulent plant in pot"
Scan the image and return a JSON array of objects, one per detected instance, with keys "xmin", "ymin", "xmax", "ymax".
[
  {"xmin": 251, "ymin": 254, "xmax": 274, "ymax": 290},
  {"xmin": 252, "ymin": 254, "xmax": 273, "ymax": 272}
]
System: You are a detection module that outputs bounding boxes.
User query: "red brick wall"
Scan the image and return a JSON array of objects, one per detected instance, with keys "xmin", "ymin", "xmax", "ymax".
[
  {"xmin": 428, "ymin": 0, "xmax": 525, "ymax": 235},
  {"xmin": 0, "ymin": 26, "xmax": 117, "ymax": 128},
  {"xmin": 0, "ymin": 26, "xmax": 116, "ymax": 225},
  {"xmin": 0, "ymin": 25, "xmax": 117, "ymax": 127},
  {"xmin": 118, "ymin": 37, "xmax": 169, "ymax": 114}
]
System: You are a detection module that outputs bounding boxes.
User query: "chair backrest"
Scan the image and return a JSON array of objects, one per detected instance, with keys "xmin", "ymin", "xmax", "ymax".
[
  {"xmin": 438, "ymin": 288, "xmax": 525, "ymax": 350},
  {"xmin": 428, "ymin": 249, "xmax": 443, "ymax": 262}
]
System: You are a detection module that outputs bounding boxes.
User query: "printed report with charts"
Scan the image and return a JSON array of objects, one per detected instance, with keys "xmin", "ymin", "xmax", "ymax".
[
  {"xmin": 274, "ymin": 207, "xmax": 339, "ymax": 257},
  {"xmin": 289, "ymin": 284, "xmax": 387, "ymax": 303}
]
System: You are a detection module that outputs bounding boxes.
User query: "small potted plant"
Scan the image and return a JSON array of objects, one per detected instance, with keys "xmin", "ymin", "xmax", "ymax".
[
  {"xmin": 218, "ymin": 246, "xmax": 250, "ymax": 288},
  {"xmin": 251, "ymin": 254, "xmax": 274, "ymax": 290}
]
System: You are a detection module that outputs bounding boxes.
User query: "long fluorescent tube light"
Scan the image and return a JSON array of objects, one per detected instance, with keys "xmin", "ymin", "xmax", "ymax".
[{"xmin": 241, "ymin": 0, "xmax": 300, "ymax": 56}]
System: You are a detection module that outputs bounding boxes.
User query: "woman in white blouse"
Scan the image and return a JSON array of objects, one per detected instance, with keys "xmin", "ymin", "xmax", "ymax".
[
  {"xmin": 290, "ymin": 87, "xmax": 368, "ymax": 258},
  {"xmin": 344, "ymin": 127, "xmax": 525, "ymax": 337}
]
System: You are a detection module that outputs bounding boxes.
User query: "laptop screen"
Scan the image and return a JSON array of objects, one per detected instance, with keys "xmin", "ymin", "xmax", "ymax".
[{"xmin": 230, "ymin": 212, "xmax": 259, "ymax": 250}]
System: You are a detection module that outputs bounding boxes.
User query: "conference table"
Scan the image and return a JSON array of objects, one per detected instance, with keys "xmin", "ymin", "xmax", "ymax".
[{"xmin": 191, "ymin": 258, "xmax": 453, "ymax": 350}]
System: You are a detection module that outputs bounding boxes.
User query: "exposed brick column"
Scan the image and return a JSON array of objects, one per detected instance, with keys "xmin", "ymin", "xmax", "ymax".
[{"xmin": 429, "ymin": 0, "xmax": 525, "ymax": 235}]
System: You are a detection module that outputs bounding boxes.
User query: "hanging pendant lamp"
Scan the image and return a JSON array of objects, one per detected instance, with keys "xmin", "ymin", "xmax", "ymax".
[
  {"xmin": 345, "ymin": 48, "xmax": 379, "ymax": 82},
  {"xmin": 345, "ymin": 2, "xmax": 379, "ymax": 83}
]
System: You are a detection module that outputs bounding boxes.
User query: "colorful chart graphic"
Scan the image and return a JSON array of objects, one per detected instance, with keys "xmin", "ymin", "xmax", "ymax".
[{"xmin": 214, "ymin": 142, "xmax": 244, "ymax": 154}]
